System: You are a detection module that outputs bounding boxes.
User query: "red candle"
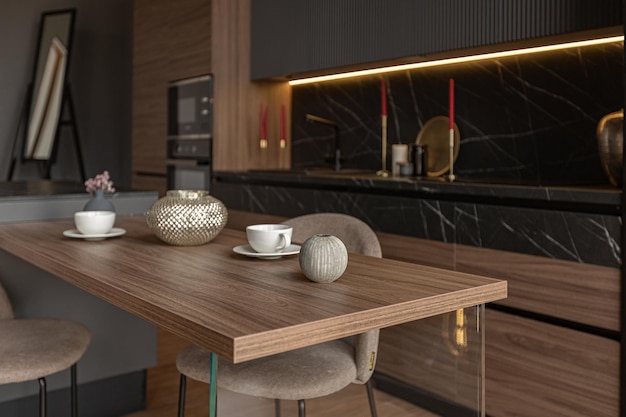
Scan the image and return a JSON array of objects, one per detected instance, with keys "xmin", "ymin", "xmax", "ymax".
[
  {"xmin": 280, "ymin": 104, "xmax": 286, "ymax": 139},
  {"xmin": 381, "ymin": 78, "xmax": 387, "ymax": 116},
  {"xmin": 448, "ymin": 78, "xmax": 455, "ymax": 130}
]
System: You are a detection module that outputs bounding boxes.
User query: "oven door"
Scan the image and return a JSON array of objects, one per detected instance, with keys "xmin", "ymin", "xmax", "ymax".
[
  {"xmin": 167, "ymin": 160, "xmax": 211, "ymax": 191},
  {"xmin": 167, "ymin": 75, "xmax": 213, "ymax": 138}
]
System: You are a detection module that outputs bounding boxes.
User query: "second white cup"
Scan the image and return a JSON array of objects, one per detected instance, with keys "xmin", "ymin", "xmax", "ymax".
[{"xmin": 246, "ymin": 224, "xmax": 293, "ymax": 253}]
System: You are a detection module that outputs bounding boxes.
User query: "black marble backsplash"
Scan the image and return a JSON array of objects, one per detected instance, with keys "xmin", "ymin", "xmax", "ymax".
[
  {"xmin": 292, "ymin": 42, "xmax": 624, "ymax": 186},
  {"xmin": 213, "ymin": 174, "xmax": 621, "ymax": 268}
]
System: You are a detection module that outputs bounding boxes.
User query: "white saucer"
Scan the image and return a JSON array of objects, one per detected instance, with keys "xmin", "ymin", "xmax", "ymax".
[
  {"xmin": 63, "ymin": 227, "xmax": 126, "ymax": 241},
  {"xmin": 233, "ymin": 244, "xmax": 301, "ymax": 259}
]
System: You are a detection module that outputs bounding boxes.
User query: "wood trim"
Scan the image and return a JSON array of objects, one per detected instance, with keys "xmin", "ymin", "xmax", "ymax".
[{"xmin": 456, "ymin": 245, "xmax": 620, "ymax": 331}]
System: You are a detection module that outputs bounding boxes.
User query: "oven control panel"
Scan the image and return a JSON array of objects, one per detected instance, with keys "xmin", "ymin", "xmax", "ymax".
[{"xmin": 167, "ymin": 139, "xmax": 211, "ymax": 160}]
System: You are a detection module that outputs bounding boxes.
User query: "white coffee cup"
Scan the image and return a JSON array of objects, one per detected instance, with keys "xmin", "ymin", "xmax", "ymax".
[
  {"xmin": 246, "ymin": 224, "xmax": 292, "ymax": 253},
  {"xmin": 74, "ymin": 211, "xmax": 116, "ymax": 235}
]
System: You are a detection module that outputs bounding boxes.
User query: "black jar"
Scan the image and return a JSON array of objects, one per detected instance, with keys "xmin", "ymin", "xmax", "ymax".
[{"xmin": 411, "ymin": 144, "xmax": 428, "ymax": 176}]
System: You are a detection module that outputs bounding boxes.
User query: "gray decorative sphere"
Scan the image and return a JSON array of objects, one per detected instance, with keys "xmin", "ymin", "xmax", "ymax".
[{"xmin": 299, "ymin": 234, "xmax": 348, "ymax": 283}]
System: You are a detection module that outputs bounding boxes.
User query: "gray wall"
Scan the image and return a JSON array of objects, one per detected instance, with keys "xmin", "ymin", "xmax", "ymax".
[{"xmin": 0, "ymin": 0, "xmax": 132, "ymax": 187}]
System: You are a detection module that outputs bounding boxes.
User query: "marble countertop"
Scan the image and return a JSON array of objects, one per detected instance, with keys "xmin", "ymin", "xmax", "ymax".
[{"xmin": 215, "ymin": 170, "xmax": 621, "ymax": 214}]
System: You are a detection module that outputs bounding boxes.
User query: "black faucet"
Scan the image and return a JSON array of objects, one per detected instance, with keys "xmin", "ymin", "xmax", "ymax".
[{"xmin": 305, "ymin": 114, "xmax": 341, "ymax": 171}]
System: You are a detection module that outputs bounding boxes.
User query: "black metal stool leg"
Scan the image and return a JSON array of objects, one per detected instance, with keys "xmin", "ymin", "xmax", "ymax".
[
  {"xmin": 366, "ymin": 380, "xmax": 378, "ymax": 417},
  {"xmin": 177, "ymin": 374, "xmax": 187, "ymax": 417},
  {"xmin": 38, "ymin": 377, "xmax": 47, "ymax": 417},
  {"xmin": 274, "ymin": 399, "xmax": 281, "ymax": 417},
  {"xmin": 71, "ymin": 364, "xmax": 78, "ymax": 417},
  {"xmin": 297, "ymin": 399, "xmax": 305, "ymax": 417}
]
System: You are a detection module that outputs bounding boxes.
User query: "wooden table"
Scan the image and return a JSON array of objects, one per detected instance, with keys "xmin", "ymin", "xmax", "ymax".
[{"xmin": 0, "ymin": 216, "xmax": 507, "ymax": 415}]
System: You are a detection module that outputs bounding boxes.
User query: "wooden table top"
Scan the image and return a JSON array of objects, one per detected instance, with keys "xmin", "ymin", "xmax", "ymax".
[{"xmin": 0, "ymin": 216, "xmax": 506, "ymax": 363}]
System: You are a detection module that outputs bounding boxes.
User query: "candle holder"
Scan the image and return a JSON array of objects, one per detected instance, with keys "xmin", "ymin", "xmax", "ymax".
[{"xmin": 376, "ymin": 115, "xmax": 390, "ymax": 177}]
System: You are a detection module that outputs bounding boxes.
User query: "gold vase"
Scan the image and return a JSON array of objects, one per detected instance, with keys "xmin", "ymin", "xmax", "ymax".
[
  {"xmin": 146, "ymin": 190, "xmax": 228, "ymax": 246},
  {"xmin": 597, "ymin": 109, "xmax": 623, "ymax": 187}
]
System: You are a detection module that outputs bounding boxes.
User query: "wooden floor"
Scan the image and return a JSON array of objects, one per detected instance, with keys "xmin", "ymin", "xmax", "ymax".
[{"xmin": 121, "ymin": 329, "xmax": 438, "ymax": 417}]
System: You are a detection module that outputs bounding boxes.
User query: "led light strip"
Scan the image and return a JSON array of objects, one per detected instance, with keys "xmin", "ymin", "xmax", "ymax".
[{"xmin": 289, "ymin": 35, "xmax": 624, "ymax": 86}]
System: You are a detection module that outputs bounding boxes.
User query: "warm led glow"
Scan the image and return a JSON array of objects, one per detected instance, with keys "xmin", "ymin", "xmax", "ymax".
[{"xmin": 289, "ymin": 36, "xmax": 624, "ymax": 85}]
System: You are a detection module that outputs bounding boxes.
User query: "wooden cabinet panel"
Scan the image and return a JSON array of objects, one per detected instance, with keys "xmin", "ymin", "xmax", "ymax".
[
  {"xmin": 210, "ymin": 0, "xmax": 291, "ymax": 172},
  {"xmin": 377, "ymin": 232, "xmax": 454, "ymax": 271},
  {"xmin": 456, "ymin": 245, "xmax": 620, "ymax": 332},
  {"xmin": 132, "ymin": 0, "xmax": 170, "ymax": 176},
  {"xmin": 486, "ymin": 310, "xmax": 619, "ymax": 417},
  {"xmin": 167, "ymin": 0, "xmax": 211, "ymax": 81},
  {"xmin": 133, "ymin": 0, "xmax": 289, "ymax": 177},
  {"xmin": 131, "ymin": 174, "xmax": 167, "ymax": 197},
  {"xmin": 132, "ymin": 0, "xmax": 211, "ymax": 177},
  {"xmin": 377, "ymin": 231, "xmax": 619, "ymax": 332}
]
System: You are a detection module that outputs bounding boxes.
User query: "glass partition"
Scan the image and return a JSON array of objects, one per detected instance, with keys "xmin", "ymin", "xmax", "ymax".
[{"xmin": 375, "ymin": 304, "xmax": 485, "ymax": 416}]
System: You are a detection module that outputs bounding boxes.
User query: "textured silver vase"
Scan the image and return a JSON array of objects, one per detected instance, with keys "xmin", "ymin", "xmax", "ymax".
[
  {"xmin": 146, "ymin": 190, "xmax": 228, "ymax": 246},
  {"xmin": 597, "ymin": 109, "xmax": 623, "ymax": 187},
  {"xmin": 299, "ymin": 234, "xmax": 348, "ymax": 283}
]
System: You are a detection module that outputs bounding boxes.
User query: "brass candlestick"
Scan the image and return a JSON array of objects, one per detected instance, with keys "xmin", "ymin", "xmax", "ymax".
[
  {"xmin": 447, "ymin": 129, "xmax": 456, "ymax": 182},
  {"xmin": 376, "ymin": 115, "xmax": 390, "ymax": 177}
]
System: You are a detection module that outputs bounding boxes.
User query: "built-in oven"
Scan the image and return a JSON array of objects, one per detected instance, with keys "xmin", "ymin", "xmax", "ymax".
[{"xmin": 166, "ymin": 74, "xmax": 213, "ymax": 191}]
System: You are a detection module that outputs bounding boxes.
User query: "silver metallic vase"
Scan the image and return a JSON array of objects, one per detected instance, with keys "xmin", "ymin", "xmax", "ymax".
[
  {"xmin": 597, "ymin": 109, "xmax": 623, "ymax": 187},
  {"xmin": 146, "ymin": 190, "xmax": 228, "ymax": 246}
]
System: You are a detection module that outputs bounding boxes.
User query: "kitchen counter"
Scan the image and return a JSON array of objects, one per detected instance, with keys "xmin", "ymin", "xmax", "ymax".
[
  {"xmin": 216, "ymin": 170, "xmax": 621, "ymax": 214},
  {"xmin": 213, "ymin": 170, "xmax": 621, "ymax": 268},
  {"xmin": 0, "ymin": 180, "xmax": 157, "ymax": 223}
]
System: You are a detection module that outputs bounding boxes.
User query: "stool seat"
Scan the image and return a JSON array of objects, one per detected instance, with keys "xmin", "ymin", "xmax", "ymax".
[
  {"xmin": 177, "ymin": 340, "xmax": 357, "ymax": 400},
  {"xmin": 0, "ymin": 319, "xmax": 91, "ymax": 384}
]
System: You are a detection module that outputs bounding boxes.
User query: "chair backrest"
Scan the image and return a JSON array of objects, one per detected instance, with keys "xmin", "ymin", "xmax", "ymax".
[
  {"xmin": 0, "ymin": 282, "xmax": 14, "ymax": 320},
  {"xmin": 282, "ymin": 212, "xmax": 381, "ymax": 383},
  {"xmin": 282, "ymin": 213, "xmax": 382, "ymax": 258}
]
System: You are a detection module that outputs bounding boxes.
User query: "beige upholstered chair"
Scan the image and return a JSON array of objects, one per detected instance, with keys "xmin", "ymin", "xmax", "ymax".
[
  {"xmin": 176, "ymin": 212, "xmax": 382, "ymax": 417},
  {"xmin": 0, "ymin": 282, "xmax": 91, "ymax": 417}
]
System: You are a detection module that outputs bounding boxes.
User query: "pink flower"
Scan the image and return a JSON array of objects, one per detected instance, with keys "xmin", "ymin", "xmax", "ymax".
[{"xmin": 84, "ymin": 171, "xmax": 116, "ymax": 195}]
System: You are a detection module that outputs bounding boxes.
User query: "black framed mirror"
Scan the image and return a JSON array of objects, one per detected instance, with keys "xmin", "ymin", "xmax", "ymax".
[{"xmin": 23, "ymin": 9, "xmax": 76, "ymax": 161}]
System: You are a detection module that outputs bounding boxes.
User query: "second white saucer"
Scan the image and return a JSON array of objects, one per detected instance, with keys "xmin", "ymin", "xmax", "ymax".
[{"xmin": 233, "ymin": 244, "xmax": 301, "ymax": 259}]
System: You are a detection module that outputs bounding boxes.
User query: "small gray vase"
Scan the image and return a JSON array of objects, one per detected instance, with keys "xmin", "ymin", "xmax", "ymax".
[
  {"xmin": 83, "ymin": 190, "xmax": 115, "ymax": 212},
  {"xmin": 299, "ymin": 234, "xmax": 348, "ymax": 283}
]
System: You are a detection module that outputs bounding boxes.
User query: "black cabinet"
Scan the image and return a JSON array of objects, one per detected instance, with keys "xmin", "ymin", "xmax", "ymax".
[{"xmin": 250, "ymin": 0, "xmax": 622, "ymax": 80}]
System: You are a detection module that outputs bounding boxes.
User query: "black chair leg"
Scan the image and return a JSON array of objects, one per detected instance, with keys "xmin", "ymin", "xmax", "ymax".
[
  {"xmin": 38, "ymin": 377, "xmax": 47, "ymax": 417},
  {"xmin": 274, "ymin": 399, "xmax": 281, "ymax": 417},
  {"xmin": 297, "ymin": 399, "xmax": 305, "ymax": 417},
  {"xmin": 177, "ymin": 374, "xmax": 187, "ymax": 417},
  {"xmin": 71, "ymin": 364, "xmax": 78, "ymax": 417},
  {"xmin": 366, "ymin": 380, "xmax": 378, "ymax": 417}
]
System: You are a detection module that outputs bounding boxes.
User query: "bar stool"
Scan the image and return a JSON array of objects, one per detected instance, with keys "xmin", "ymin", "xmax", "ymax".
[
  {"xmin": 176, "ymin": 212, "xmax": 382, "ymax": 417},
  {"xmin": 0, "ymin": 282, "xmax": 91, "ymax": 417}
]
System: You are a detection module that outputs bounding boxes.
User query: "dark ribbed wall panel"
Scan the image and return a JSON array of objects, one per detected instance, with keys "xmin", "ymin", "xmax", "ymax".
[{"xmin": 251, "ymin": 0, "xmax": 622, "ymax": 79}]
